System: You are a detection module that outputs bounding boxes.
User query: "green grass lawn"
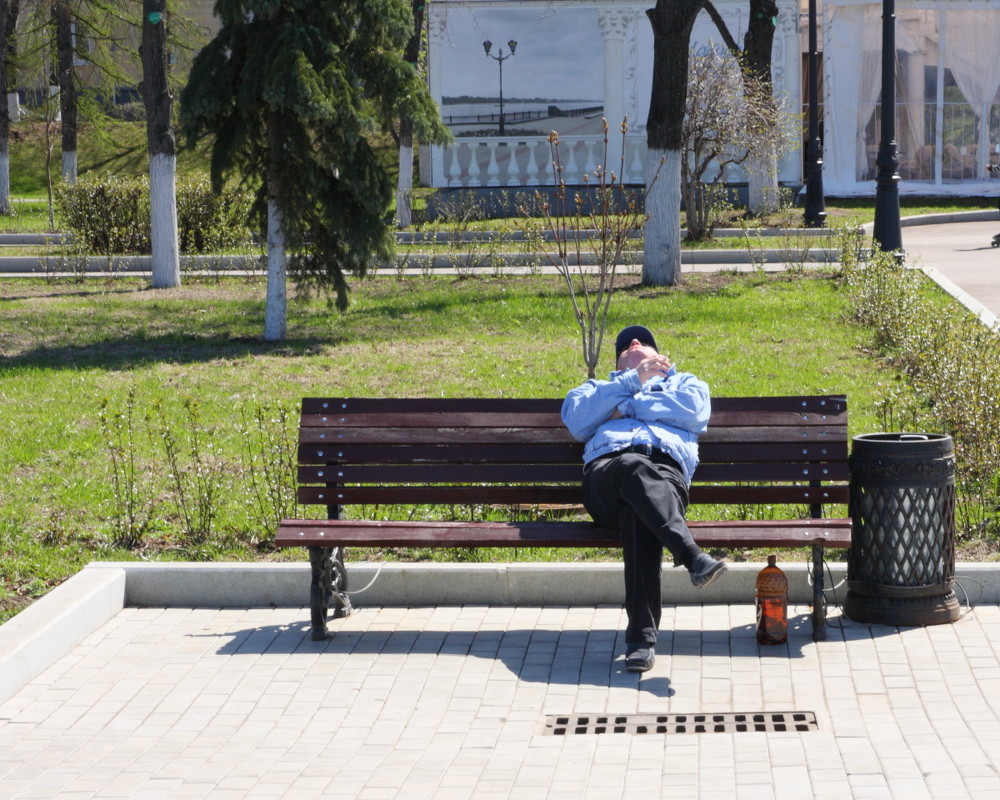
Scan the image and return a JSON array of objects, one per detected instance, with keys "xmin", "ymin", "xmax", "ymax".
[{"xmin": 0, "ymin": 269, "xmax": 901, "ymax": 623}]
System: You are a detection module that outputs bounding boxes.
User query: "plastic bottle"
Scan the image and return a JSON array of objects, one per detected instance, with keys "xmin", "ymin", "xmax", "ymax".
[{"xmin": 756, "ymin": 554, "xmax": 788, "ymax": 645}]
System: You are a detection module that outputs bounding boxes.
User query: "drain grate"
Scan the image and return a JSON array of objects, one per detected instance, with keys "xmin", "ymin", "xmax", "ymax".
[{"xmin": 543, "ymin": 711, "xmax": 818, "ymax": 736}]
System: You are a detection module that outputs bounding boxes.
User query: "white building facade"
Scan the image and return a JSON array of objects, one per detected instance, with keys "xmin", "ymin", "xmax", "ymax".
[
  {"xmin": 425, "ymin": 0, "xmax": 1000, "ymax": 197},
  {"xmin": 423, "ymin": 0, "xmax": 802, "ymax": 189},
  {"xmin": 825, "ymin": 0, "xmax": 1000, "ymax": 195}
]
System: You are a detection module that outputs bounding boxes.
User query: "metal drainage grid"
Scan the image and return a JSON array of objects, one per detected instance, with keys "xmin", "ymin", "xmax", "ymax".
[{"xmin": 543, "ymin": 711, "xmax": 818, "ymax": 736}]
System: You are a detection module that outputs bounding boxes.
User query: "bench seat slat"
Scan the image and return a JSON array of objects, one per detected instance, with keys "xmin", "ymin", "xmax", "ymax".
[
  {"xmin": 276, "ymin": 517, "xmax": 852, "ymax": 549},
  {"xmin": 298, "ymin": 484, "xmax": 850, "ymax": 506}
]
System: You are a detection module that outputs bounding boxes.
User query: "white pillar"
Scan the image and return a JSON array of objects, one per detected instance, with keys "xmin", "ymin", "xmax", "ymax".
[
  {"xmin": 597, "ymin": 8, "xmax": 634, "ymax": 180},
  {"xmin": 428, "ymin": 11, "xmax": 447, "ymax": 188}
]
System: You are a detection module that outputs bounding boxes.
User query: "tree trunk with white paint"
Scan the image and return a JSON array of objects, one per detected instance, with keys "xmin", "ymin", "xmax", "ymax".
[
  {"xmin": 643, "ymin": 0, "xmax": 703, "ymax": 286},
  {"xmin": 264, "ymin": 198, "xmax": 287, "ymax": 342},
  {"xmin": 643, "ymin": 148, "xmax": 682, "ymax": 286},
  {"xmin": 139, "ymin": 0, "xmax": 180, "ymax": 288},
  {"xmin": 395, "ymin": 123, "xmax": 413, "ymax": 228},
  {"xmin": 61, "ymin": 149, "xmax": 76, "ymax": 185},
  {"xmin": 149, "ymin": 153, "xmax": 180, "ymax": 287},
  {"xmin": 748, "ymin": 149, "xmax": 780, "ymax": 215},
  {"xmin": 0, "ymin": 0, "xmax": 10, "ymax": 216}
]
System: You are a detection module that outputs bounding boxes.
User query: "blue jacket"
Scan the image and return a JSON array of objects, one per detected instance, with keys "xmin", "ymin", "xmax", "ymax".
[{"xmin": 561, "ymin": 365, "xmax": 711, "ymax": 484}]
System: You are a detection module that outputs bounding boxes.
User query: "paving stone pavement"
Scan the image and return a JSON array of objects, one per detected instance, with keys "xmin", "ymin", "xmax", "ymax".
[{"xmin": 3, "ymin": 602, "xmax": 1000, "ymax": 799}]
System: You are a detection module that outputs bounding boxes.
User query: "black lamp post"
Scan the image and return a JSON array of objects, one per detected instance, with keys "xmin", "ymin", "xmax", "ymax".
[
  {"xmin": 483, "ymin": 39, "xmax": 517, "ymax": 135},
  {"xmin": 803, "ymin": 0, "xmax": 826, "ymax": 227},
  {"xmin": 872, "ymin": 0, "xmax": 904, "ymax": 255}
]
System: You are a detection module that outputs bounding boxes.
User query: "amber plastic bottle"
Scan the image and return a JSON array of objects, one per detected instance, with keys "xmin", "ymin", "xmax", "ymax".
[{"xmin": 755, "ymin": 555, "xmax": 788, "ymax": 645}]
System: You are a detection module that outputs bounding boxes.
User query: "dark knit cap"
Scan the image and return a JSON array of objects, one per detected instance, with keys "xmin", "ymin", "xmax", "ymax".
[{"xmin": 614, "ymin": 325, "xmax": 658, "ymax": 359}]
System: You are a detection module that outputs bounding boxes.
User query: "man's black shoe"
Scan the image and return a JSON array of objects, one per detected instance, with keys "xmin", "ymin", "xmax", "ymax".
[
  {"xmin": 625, "ymin": 644, "xmax": 655, "ymax": 672},
  {"xmin": 690, "ymin": 553, "xmax": 727, "ymax": 588}
]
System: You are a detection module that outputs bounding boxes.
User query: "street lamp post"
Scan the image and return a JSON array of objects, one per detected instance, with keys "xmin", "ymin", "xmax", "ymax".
[
  {"xmin": 803, "ymin": 0, "xmax": 826, "ymax": 227},
  {"xmin": 872, "ymin": 0, "xmax": 904, "ymax": 256},
  {"xmin": 483, "ymin": 39, "xmax": 517, "ymax": 135}
]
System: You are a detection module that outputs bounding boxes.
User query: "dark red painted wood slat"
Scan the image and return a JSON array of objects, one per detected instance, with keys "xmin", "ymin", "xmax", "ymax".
[
  {"xmin": 301, "ymin": 395, "xmax": 847, "ymax": 416},
  {"xmin": 297, "ymin": 425, "xmax": 847, "ymax": 447},
  {"xmin": 294, "ymin": 441, "xmax": 847, "ymax": 466},
  {"xmin": 276, "ymin": 517, "xmax": 852, "ymax": 549},
  {"xmin": 296, "ymin": 461, "xmax": 849, "ymax": 485},
  {"xmin": 297, "ymin": 483, "xmax": 849, "ymax": 506},
  {"xmin": 299, "ymin": 408, "xmax": 846, "ymax": 429}
]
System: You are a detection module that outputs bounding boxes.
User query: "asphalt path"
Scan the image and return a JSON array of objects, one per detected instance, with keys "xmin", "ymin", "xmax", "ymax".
[{"xmin": 902, "ymin": 218, "xmax": 1000, "ymax": 325}]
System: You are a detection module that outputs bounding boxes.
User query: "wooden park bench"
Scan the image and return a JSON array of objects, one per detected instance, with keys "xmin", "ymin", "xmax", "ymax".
[{"xmin": 276, "ymin": 395, "xmax": 851, "ymax": 642}]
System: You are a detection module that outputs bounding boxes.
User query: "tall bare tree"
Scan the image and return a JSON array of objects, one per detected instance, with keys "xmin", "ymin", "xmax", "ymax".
[
  {"xmin": 642, "ymin": 0, "xmax": 704, "ymax": 287},
  {"xmin": 682, "ymin": 48, "xmax": 787, "ymax": 240},
  {"xmin": 703, "ymin": 0, "xmax": 781, "ymax": 214}
]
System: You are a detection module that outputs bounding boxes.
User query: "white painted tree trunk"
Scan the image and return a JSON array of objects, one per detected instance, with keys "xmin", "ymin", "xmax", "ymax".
[
  {"xmin": 0, "ymin": 152, "xmax": 9, "ymax": 215},
  {"xmin": 149, "ymin": 152, "xmax": 180, "ymax": 288},
  {"xmin": 642, "ymin": 147, "xmax": 682, "ymax": 286},
  {"xmin": 264, "ymin": 198, "xmax": 288, "ymax": 342},
  {"xmin": 61, "ymin": 150, "xmax": 76, "ymax": 184},
  {"xmin": 395, "ymin": 140, "xmax": 413, "ymax": 228},
  {"xmin": 747, "ymin": 148, "xmax": 780, "ymax": 216}
]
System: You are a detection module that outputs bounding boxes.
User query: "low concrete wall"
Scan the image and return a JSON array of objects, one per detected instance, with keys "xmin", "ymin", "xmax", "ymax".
[{"xmin": 0, "ymin": 567, "xmax": 126, "ymax": 705}]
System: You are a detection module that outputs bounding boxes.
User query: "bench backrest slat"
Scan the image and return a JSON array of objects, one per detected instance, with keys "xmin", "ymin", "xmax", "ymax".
[
  {"xmin": 295, "ymin": 395, "xmax": 848, "ymax": 512},
  {"xmin": 298, "ymin": 485, "xmax": 849, "ymax": 507}
]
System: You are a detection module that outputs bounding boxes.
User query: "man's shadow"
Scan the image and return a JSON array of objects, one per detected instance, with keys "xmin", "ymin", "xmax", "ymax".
[{"xmin": 201, "ymin": 611, "xmax": 868, "ymax": 698}]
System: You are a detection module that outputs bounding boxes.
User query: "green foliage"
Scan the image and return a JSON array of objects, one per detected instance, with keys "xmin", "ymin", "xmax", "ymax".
[
  {"xmin": 842, "ymin": 244, "xmax": 1000, "ymax": 538},
  {"xmin": 179, "ymin": 0, "xmax": 450, "ymax": 309},
  {"xmin": 97, "ymin": 387, "xmax": 159, "ymax": 549},
  {"xmin": 56, "ymin": 174, "xmax": 255, "ymax": 254}
]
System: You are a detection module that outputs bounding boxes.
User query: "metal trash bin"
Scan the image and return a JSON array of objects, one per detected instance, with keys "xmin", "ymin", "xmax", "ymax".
[{"xmin": 845, "ymin": 433, "xmax": 960, "ymax": 626}]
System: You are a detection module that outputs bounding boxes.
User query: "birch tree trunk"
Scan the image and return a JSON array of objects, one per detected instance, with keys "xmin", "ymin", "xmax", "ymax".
[
  {"xmin": 264, "ymin": 197, "xmax": 287, "ymax": 342},
  {"xmin": 264, "ymin": 116, "xmax": 287, "ymax": 341},
  {"xmin": 394, "ymin": 1, "xmax": 424, "ymax": 229},
  {"xmin": 643, "ymin": 0, "xmax": 703, "ymax": 286},
  {"xmin": 395, "ymin": 118, "xmax": 413, "ymax": 228},
  {"xmin": 139, "ymin": 0, "xmax": 180, "ymax": 288}
]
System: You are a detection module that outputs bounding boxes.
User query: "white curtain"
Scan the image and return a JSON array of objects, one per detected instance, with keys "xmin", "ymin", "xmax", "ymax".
[
  {"xmin": 940, "ymin": 9, "xmax": 1000, "ymax": 177},
  {"xmin": 825, "ymin": 4, "xmax": 897, "ymax": 190},
  {"xmin": 857, "ymin": 5, "xmax": 886, "ymax": 180}
]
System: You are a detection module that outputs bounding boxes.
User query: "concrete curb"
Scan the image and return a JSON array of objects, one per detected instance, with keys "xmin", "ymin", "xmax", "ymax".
[
  {"xmin": 0, "ymin": 566, "xmax": 126, "ymax": 705},
  {"xmin": 919, "ymin": 265, "xmax": 999, "ymax": 331}
]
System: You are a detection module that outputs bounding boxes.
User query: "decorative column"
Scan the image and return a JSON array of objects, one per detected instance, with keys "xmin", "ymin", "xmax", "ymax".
[
  {"xmin": 597, "ymin": 8, "xmax": 634, "ymax": 178},
  {"xmin": 427, "ymin": 11, "xmax": 448, "ymax": 188}
]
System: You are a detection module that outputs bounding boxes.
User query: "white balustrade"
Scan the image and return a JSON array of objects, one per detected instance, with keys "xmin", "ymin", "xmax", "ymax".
[{"xmin": 433, "ymin": 136, "xmax": 646, "ymax": 187}]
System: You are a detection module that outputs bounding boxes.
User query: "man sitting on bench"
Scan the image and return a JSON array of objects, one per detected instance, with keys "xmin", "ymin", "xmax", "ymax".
[{"xmin": 561, "ymin": 325, "xmax": 726, "ymax": 672}]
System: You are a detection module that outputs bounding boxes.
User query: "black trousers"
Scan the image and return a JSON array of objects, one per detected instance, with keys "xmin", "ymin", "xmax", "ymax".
[{"xmin": 582, "ymin": 450, "xmax": 701, "ymax": 646}]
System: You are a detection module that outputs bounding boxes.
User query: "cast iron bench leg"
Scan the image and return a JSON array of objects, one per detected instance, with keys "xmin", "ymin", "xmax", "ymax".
[
  {"xmin": 308, "ymin": 545, "xmax": 353, "ymax": 641},
  {"xmin": 811, "ymin": 544, "xmax": 827, "ymax": 641}
]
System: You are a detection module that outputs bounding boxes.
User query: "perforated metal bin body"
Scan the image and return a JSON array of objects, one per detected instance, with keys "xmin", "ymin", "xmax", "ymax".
[{"xmin": 845, "ymin": 433, "xmax": 960, "ymax": 626}]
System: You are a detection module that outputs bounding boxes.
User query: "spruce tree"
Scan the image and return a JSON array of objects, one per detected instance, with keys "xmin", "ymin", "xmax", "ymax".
[{"xmin": 180, "ymin": 0, "xmax": 448, "ymax": 340}]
